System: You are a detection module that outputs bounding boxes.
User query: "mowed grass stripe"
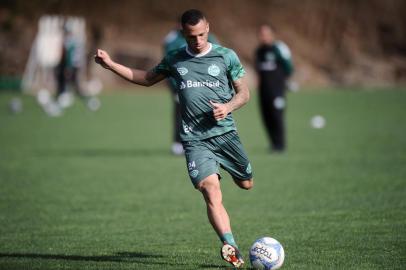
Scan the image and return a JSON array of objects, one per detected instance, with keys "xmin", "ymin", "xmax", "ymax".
[{"xmin": 0, "ymin": 88, "xmax": 405, "ymax": 269}]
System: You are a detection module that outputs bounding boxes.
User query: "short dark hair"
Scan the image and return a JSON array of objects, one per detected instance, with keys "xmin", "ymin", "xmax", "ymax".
[{"xmin": 181, "ymin": 9, "xmax": 206, "ymax": 27}]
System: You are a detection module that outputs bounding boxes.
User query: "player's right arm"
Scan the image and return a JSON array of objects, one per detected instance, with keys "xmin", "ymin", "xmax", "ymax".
[{"xmin": 95, "ymin": 49, "xmax": 166, "ymax": 86}]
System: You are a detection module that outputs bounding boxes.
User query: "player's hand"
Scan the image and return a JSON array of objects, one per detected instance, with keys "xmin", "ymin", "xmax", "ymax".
[
  {"xmin": 210, "ymin": 100, "xmax": 231, "ymax": 121},
  {"xmin": 94, "ymin": 49, "xmax": 113, "ymax": 69}
]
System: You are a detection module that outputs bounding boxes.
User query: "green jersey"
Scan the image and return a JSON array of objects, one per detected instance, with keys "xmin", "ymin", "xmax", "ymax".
[
  {"xmin": 163, "ymin": 30, "xmax": 219, "ymax": 92},
  {"xmin": 153, "ymin": 43, "xmax": 245, "ymax": 141}
]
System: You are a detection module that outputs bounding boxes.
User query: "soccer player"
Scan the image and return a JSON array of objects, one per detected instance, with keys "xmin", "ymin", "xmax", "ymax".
[
  {"xmin": 255, "ymin": 24, "xmax": 293, "ymax": 152},
  {"xmin": 95, "ymin": 9, "xmax": 253, "ymax": 268},
  {"xmin": 55, "ymin": 23, "xmax": 101, "ymax": 112},
  {"xmin": 163, "ymin": 20, "xmax": 219, "ymax": 155}
]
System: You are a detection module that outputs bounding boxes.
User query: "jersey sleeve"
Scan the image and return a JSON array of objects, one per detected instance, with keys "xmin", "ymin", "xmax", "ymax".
[
  {"xmin": 225, "ymin": 49, "xmax": 246, "ymax": 81},
  {"xmin": 275, "ymin": 41, "xmax": 294, "ymax": 76},
  {"xmin": 152, "ymin": 56, "xmax": 171, "ymax": 76}
]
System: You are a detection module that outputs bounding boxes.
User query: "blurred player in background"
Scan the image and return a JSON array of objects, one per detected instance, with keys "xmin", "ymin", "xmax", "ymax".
[
  {"xmin": 163, "ymin": 20, "xmax": 219, "ymax": 155},
  {"xmin": 95, "ymin": 9, "xmax": 253, "ymax": 268},
  {"xmin": 55, "ymin": 24, "xmax": 100, "ymax": 111},
  {"xmin": 255, "ymin": 24, "xmax": 293, "ymax": 152}
]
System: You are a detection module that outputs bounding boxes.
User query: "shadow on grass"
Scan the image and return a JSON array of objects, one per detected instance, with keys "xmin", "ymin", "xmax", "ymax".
[
  {"xmin": 35, "ymin": 148, "xmax": 172, "ymax": 158},
  {"xmin": 199, "ymin": 264, "xmax": 246, "ymax": 270},
  {"xmin": 200, "ymin": 263, "xmax": 254, "ymax": 269},
  {"xmin": 0, "ymin": 251, "xmax": 169, "ymax": 265},
  {"xmin": 0, "ymin": 252, "xmax": 246, "ymax": 269}
]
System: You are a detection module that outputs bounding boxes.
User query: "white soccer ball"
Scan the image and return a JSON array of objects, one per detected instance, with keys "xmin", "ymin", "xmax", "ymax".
[
  {"xmin": 310, "ymin": 115, "xmax": 326, "ymax": 129},
  {"xmin": 249, "ymin": 237, "xmax": 285, "ymax": 270}
]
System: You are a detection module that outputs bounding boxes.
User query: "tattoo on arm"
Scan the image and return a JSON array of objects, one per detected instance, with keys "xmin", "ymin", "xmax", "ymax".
[{"xmin": 227, "ymin": 78, "xmax": 250, "ymax": 112}]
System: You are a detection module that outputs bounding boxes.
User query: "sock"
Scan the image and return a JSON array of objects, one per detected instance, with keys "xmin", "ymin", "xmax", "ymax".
[{"xmin": 220, "ymin": 232, "xmax": 238, "ymax": 248}]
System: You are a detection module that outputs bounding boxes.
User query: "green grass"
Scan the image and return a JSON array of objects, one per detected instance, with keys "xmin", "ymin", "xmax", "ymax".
[{"xmin": 0, "ymin": 88, "xmax": 405, "ymax": 269}]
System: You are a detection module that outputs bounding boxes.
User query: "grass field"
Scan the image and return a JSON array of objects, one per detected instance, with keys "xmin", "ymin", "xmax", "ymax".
[{"xmin": 0, "ymin": 87, "xmax": 405, "ymax": 269}]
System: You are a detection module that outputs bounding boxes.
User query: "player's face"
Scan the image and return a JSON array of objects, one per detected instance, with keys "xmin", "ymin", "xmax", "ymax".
[{"xmin": 182, "ymin": 19, "xmax": 210, "ymax": 54}]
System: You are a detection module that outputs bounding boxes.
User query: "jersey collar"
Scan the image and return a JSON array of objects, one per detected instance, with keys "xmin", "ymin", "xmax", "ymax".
[{"xmin": 186, "ymin": 42, "xmax": 212, "ymax": 57}]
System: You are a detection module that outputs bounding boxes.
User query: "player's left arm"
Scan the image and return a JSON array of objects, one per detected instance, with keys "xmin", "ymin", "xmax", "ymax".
[{"xmin": 210, "ymin": 77, "xmax": 250, "ymax": 121}]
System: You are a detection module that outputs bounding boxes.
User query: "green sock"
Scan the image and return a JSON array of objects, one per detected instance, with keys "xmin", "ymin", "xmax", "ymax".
[{"xmin": 220, "ymin": 232, "xmax": 238, "ymax": 248}]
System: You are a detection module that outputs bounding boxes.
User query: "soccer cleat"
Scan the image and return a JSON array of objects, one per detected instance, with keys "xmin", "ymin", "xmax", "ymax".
[{"xmin": 221, "ymin": 243, "xmax": 244, "ymax": 268}]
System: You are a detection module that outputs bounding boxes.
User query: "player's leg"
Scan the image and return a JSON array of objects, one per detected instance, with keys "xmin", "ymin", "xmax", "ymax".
[
  {"xmin": 184, "ymin": 141, "xmax": 230, "ymax": 238},
  {"xmin": 183, "ymin": 141, "xmax": 244, "ymax": 267},
  {"xmin": 174, "ymin": 98, "xmax": 182, "ymax": 143},
  {"xmin": 196, "ymin": 174, "xmax": 245, "ymax": 268},
  {"xmin": 70, "ymin": 68, "xmax": 80, "ymax": 95},
  {"xmin": 168, "ymin": 81, "xmax": 183, "ymax": 155},
  {"xmin": 233, "ymin": 177, "xmax": 254, "ymax": 190},
  {"xmin": 171, "ymin": 94, "xmax": 184, "ymax": 155},
  {"xmin": 67, "ymin": 67, "xmax": 100, "ymax": 111},
  {"xmin": 272, "ymin": 102, "xmax": 285, "ymax": 151},
  {"xmin": 196, "ymin": 174, "xmax": 232, "ymax": 240},
  {"xmin": 259, "ymin": 87, "xmax": 274, "ymax": 150},
  {"xmin": 213, "ymin": 131, "xmax": 254, "ymax": 190},
  {"xmin": 55, "ymin": 65, "xmax": 66, "ymax": 98},
  {"xmin": 266, "ymin": 82, "xmax": 286, "ymax": 150}
]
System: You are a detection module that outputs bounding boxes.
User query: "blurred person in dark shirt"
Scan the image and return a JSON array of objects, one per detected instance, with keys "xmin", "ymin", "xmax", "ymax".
[{"xmin": 255, "ymin": 24, "xmax": 293, "ymax": 152}]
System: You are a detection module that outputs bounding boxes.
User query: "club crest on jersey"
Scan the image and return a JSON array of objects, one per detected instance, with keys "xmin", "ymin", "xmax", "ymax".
[
  {"xmin": 208, "ymin": 64, "xmax": 220, "ymax": 76},
  {"xmin": 190, "ymin": 169, "xmax": 199, "ymax": 178},
  {"xmin": 177, "ymin": 67, "xmax": 188, "ymax": 75}
]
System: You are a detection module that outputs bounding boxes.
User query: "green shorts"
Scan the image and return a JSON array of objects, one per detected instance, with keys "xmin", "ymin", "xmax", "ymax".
[{"xmin": 182, "ymin": 131, "xmax": 253, "ymax": 187}]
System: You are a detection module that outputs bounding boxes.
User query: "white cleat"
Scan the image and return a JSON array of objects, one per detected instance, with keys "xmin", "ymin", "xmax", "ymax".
[{"xmin": 221, "ymin": 243, "xmax": 244, "ymax": 268}]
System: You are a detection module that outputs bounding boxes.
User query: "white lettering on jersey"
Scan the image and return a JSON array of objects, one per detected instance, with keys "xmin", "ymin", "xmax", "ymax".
[
  {"xmin": 183, "ymin": 124, "xmax": 193, "ymax": 133},
  {"xmin": 188, "ymin": 161, "xmax": 196, "ymax": 170},
  {"xmin": 259, "ymin": 52, "xmax": 276, "ymax": 71},
  {"xmin": 182, "ymin": 80, "xmax": 220, "ymax": 89}
]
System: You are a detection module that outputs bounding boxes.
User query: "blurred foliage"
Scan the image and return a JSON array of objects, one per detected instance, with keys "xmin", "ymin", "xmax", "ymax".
[{"xmin": 1, "ymin": 0, "xmax": 406, "ymax": 86}]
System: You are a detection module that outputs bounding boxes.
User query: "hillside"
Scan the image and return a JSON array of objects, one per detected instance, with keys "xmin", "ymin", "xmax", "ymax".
[{"xmin": 1, "ymin": 0, "xmax": 406, "ymax": 87}]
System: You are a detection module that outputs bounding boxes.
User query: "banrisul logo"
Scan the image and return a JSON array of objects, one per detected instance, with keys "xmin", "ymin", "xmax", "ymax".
[
  {"xmin": 177, "ymin": 67, "xmax": 188, "ymax": 75},
  {"xmin": 184, "ymin": 80, "xmax": 220, "ymax": 88},
  {"xmin": 208, "ymin": 64, "xmax": 220, "ymax": 76}
]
